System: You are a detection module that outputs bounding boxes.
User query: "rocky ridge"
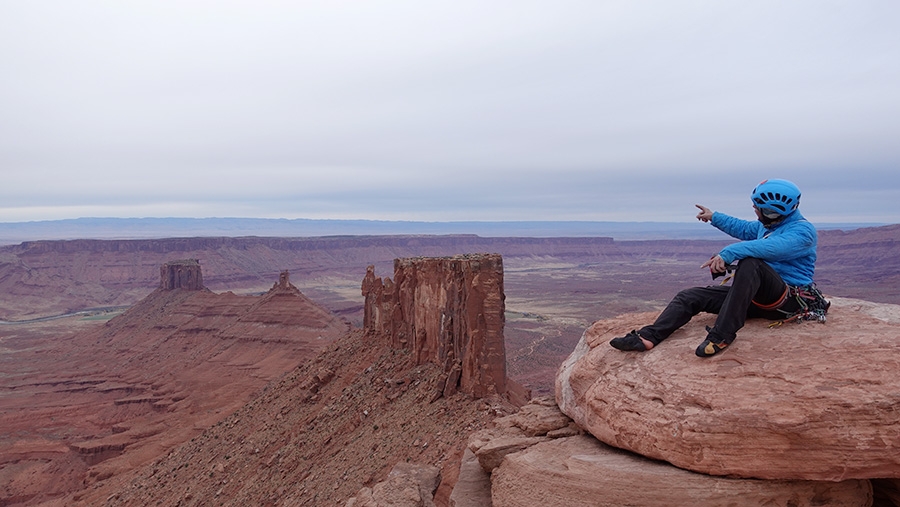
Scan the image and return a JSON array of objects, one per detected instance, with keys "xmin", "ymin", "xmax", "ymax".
[
  {"xmin": 75, "ymin": 254, "xmax": 524, "ymax": 506},
  {"xmin": 0, "ymin": 266, "xmax": 347, "ymax": 506},
  {"xmin": 92, "ymin": 328, "xmax": 514, "ymax": 507}
]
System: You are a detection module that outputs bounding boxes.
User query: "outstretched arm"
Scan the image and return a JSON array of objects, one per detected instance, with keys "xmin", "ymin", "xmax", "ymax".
[
  {"xmin": 696, "ymin": 205, "xmax": 726, "ymax": 274},
  {"xmin": 705, "ymin": 207, "xmax": 762, "ymax": 241}
]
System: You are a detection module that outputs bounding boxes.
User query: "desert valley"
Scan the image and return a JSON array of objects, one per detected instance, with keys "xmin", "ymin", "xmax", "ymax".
[{"xmin": 1, "ymin": 225, "xmax": 900, "ymax": 506}]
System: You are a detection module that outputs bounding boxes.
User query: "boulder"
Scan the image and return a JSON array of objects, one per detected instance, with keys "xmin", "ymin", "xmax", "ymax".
[
  {"xmin": 498, "ymin": 396, "xmax": 574, "ymax": 437},
  {"xmin": 345, "ymin": 463, "xmax": 441, "ymax": 507},
  {"xmin": 472, "ymin": 434, "xmax": 549, "ymax": 473},
  {"xmin": 448, "ymin": 448, "xmax": 492, "ymax": 507},
  {"xmin": 556, "ymin": 298, "xmax": 900, "ymax": 481},
  {"xmin": 491, "ymin": 435, "xmax": 873, "ymax": 507}
]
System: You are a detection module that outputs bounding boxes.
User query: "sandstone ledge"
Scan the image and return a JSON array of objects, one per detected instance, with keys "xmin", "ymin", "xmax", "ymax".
[
  {"xmin": 491, "ymin": 435, "xmax": 872, "ymax": 507},
  {"xmin": 556, "ymin": 298, "xmax": 900, "ymax": 481},
  {"xmin": 460, "ymin": 398, "xmax": 874, "ymax": 507}
]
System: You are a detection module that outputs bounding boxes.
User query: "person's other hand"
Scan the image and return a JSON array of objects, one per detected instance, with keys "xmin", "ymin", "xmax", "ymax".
[
  {"xmin": 695, "ymin": 204, "xmax": 713, "ymax": 223},
  {"xmin": 701, "ymin": 255, "xmax": 726, "ymax": 273}
]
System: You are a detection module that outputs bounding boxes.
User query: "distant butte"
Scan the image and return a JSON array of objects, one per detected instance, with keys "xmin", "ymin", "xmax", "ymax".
[{"xmin": 159, "ymin": 259, "xmax": 204, "ymax": 290}]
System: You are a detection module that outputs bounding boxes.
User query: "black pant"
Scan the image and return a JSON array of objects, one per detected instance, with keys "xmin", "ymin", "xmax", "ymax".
[{"xmin": 639, "ymin": 258, "xmax": 797, "ymax": 346}]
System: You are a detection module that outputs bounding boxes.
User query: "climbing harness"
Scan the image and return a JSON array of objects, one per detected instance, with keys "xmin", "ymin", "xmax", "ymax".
[
  {"xmin": 767, "ymin": 284, "xmax": 830, "ymax": 327},
  {"xmin": 710, "ymin": 262, "xmax": 830, "ymax": 327}
]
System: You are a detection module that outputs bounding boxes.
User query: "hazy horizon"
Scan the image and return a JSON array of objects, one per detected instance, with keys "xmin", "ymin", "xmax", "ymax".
[{"xmin": 0, "ymin": 216, "xmax": 891, "ymax": 246}]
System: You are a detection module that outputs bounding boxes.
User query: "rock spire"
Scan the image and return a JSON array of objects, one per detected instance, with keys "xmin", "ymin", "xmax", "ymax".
[{"xmin": 362, "ymin": 253, "xmax": 518, "ymax": 401}]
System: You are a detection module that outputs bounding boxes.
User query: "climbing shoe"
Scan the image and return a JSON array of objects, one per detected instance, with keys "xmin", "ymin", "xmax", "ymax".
[
  {"xmin": 609, "ymin": 330, "xmax": 649, "ymax": 352},
  {"xmin": 695, "ymin": 338, "xmax": 729, "ymax": 357}
]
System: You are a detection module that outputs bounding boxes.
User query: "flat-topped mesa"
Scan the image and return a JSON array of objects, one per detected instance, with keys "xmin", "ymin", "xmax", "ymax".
[
  {"xmin": 361, "ymin": 253, "xmax": 510, "ymax": 400},
  {"xmin": 159, "ymin": 259, "xmax": 204, "ymax": 290}
]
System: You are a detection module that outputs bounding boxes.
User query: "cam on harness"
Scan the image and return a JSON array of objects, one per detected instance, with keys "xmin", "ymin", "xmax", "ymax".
[{"xmin": 713, "ymin": 264, "xmax": 830, "ymax": 327}]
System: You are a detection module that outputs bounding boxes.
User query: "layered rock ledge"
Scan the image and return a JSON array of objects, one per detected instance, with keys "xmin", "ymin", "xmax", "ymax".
[
  {"xmin": 556, "ymin": 298, "xmax": 900, "ymax": 481},
  {"xmin": 493, "ymin": 435, "xmax": 871, "ymax": 507},
  {"xmin": 456, "ymin": 398, "xmax": 872, "ymax": 507}
]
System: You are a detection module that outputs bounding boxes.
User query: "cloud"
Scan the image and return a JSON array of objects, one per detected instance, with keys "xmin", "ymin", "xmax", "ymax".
[{"xmin": 1, "ymin": 1, "xmax": 899, "ymax": 223}]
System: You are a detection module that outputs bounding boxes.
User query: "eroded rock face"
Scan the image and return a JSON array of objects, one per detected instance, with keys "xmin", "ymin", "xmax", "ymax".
[
  {"xmin": 0, "ymin": 266, "xmax": 347, "ymax": 505},
  {"xmin": 466, "ymin": 398, "xmax": 872, "ymax": 507},
  {"xmin": 556, "ymin": 298, "xmax": 900, "ymax": 481},
  {"xmin": 362, "ymin": 254, "xmax": 508, "ymax": 399},
  {"xmin": 449, "ymin": 448, "xmax": 492, "ymax": 507},
  {"xmin": 491, "ymin": 435, "xmax": 873, "ymax": 507},
  {"xmin": 345, "ymin": 463, "xmax": 441, "ymax": 507},
  {"xmin": 159, "ymin": 259, "xmax": 204, "ymax": 290}
]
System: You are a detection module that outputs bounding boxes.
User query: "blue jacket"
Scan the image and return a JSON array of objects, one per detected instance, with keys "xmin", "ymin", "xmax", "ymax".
[{"xmin": 711, "ymin": 211, "xmax": 817, "ymax": 287}]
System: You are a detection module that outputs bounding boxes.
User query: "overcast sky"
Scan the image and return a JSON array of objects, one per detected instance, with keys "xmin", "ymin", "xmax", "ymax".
[{"xmin": 1, "ymin": 1, "xmax": 898, "ymax": 224}]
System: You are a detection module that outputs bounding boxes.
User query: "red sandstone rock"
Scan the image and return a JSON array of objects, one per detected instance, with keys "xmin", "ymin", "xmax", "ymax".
[
  {"xmin": 464, "ymin": 398, "xmax": 872, "ymax": 507},
  {"xmin": 556, "ymin": 298, "xmax": 900, "ymax": 481},
  {"xmin": 464, "ymin": 396, "xmax": 574, "ymax": 475},
  {"xmin": 448, "ymin": 448, "xmax": 492, "ymax": 507},
  {"xmin": 0, "ymin": 265, "xmax": 346, "ymax": 505},
  {"xmin": 497, "ymin": 396, "xmax": 574, "ymax": 437},
  {"xmin": 345, "ymin": 463, "xmax": 441, "ymax": 507},
  {"xmin": 471, "ymin": 435, "xmax": 549, "ymax": 473},
  {"xmin": 159, "ymin": 259, "xmax": 204, "ymax": 290},
  {"xmin": 87, "ymin": 328, "xmax": 513, "ymax": 507},
  {"xmin": 361, "ymin": 254, "xmax": 515, "ymax": 401},
  {"xmin": 490, "ymin": 435, "xmax": 873, "ymax": 507}
]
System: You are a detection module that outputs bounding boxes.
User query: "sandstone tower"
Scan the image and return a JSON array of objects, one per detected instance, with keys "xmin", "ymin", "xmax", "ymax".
[
  {"xmin": 159, "ymin": 259, "xmax": 204, "ymax": 290},
  {"xmin": 361, "ymin": 253, "xmax": 512, "ymax": 400}
]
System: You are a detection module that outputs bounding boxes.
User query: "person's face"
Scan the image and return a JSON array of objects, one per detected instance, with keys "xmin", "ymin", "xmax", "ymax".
[{"xmin": 753, "ymin": 205, "xmax": 783, "ymax": 225}]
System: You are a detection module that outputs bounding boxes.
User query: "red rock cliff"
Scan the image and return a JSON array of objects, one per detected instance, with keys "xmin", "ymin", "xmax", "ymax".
[
  {"xmin": 159, "ymin": 259, "xmax": 204, "ymax": 290},
  {"xmin": 361, "ymin": 254, "xmax": 510, "ymax": 400}
]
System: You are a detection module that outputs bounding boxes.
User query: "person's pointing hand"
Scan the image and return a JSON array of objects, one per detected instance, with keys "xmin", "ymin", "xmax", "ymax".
[
  {"xmin": 702, "ymin": 255, "xmax": 726, "ymax": 274},
  {"xmin": 695, "ymin": 204, "xmax": 713, "ymax": 223}
]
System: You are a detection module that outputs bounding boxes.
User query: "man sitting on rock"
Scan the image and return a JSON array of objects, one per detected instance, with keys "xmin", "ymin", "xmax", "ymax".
[{"xmin": 610, "ymin": 179, "xmax": 827, "ymax": 357}]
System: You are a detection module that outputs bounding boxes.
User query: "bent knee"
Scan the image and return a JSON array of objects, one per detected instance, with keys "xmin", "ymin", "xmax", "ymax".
[{"xmin": 736, "ymin": 257, "xmax": 765, "ymax": 269}]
